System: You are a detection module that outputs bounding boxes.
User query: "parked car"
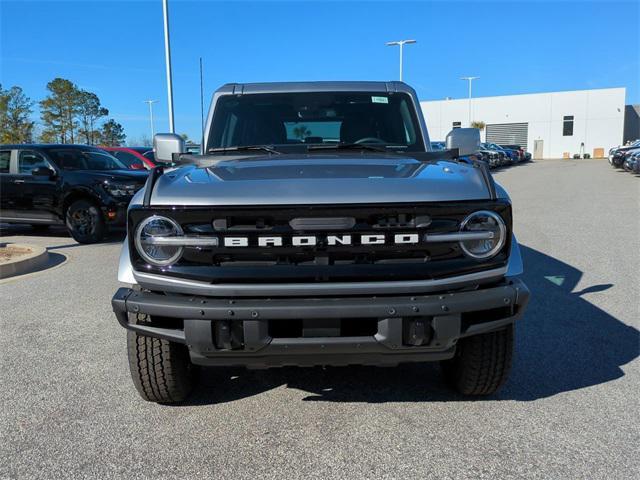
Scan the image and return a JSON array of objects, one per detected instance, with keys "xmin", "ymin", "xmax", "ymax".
[
  {"xmin": 476, "ymin": 148, "xmax": 500, "ymax": 168},
  {"xmin": 627, "ymin": 151, "xmax": 640, "ymax": 174},
  {"xmin": 622, "ymin": 148, "xmax": 640, "ymax": 172},
  {"xmin": 500, "ymin": 144, "xmax": 527, "ymax": 162},
  {"xmin": 481, "ymin": 143, "xmax": 508, "ymax": 166},
  {"xmin": 111, "ymin": 81, "xmax": 529, "ymax": 403},
  {"xmin": 609, "ymin": 140, "xmax": 640, "ymax": 167},
  {"xmin": 0, "ymin": 144, "xmax": 148, "ymax": 243},
  {"xmin": 101, "ymin": 146, "xmax": 159, "ymax": 170},
  {"xmin": 486, "ymin": 143, "xmax": 519, "ymax": 164}
]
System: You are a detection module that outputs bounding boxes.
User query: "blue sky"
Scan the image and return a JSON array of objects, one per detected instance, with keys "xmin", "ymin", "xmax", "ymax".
[{"xmin": 1, "ymin": 0, "xmax": 638, "ymax": 143}]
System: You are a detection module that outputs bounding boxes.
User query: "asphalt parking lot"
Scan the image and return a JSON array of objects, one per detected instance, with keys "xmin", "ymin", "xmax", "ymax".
[{"xmin": 1, "ymin": 158, "xmax": 638, "ymax": 479}]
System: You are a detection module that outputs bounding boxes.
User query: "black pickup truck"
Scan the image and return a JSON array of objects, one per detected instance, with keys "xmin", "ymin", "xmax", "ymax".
[
  {"xmin": 112, "ymin": 81, "xmax": 530, "ymax": 403},
  {"xmin": 0, "ymin": 144, "xmax": 147, "ymax": 243}
]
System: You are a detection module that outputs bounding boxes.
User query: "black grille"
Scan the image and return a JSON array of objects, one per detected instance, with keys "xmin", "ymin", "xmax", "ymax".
[{"xmin": 129, "ymin": 202, "xmax": 511, "ymax": 283}]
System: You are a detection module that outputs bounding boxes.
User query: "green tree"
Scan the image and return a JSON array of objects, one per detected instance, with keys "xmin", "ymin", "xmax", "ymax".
[
  {"xmin": 40, "ymin": 78, "xmax": 81, "ymax": 143},
  {"xmin": 0, "ymin": 84, "xmax": 35, "ymax": 143},
  {"xmin": 99, "ymin": 119, "xmax": 126, "ymax": 146},
  {"xmin": 77, "ymin": 90, "xmax": 108, "ymax": 145}
]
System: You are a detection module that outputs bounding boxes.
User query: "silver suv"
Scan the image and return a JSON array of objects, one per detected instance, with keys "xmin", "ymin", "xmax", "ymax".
[{"xmin": 112, "ymin": 82, "xmax": 530, "ymax": 403}]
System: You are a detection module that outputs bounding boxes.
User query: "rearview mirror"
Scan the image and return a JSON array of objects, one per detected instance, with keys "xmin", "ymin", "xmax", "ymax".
[
  {"xmin": 445, "ymin": 128, "xmax": 480, "ymax": 156},
  {"xmin": 32, "ymin": 166, "xmax": 55, "ymax": 178},
  {"xmin": 153, "ymin": 133, "xmax": 185, "ymax": 164}
]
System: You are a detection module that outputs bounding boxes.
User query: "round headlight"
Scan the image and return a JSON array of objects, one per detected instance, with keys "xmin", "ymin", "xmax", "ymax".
[
  {"xmin": 459, "ymin": 210, "xmax": 507, "ymax": 259},
  {"xmin": 134, "ymin": 215, "xmax": 184, "ymax": 266}
]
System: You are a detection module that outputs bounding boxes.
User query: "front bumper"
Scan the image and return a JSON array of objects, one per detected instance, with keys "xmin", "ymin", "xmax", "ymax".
[{"xmin": 112, "ymin": 278, "xmax": 530, "ymax": 368}]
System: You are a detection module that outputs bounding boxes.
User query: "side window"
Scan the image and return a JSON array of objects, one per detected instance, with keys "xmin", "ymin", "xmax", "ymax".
[
  {"xmin": 18, "ymin": 150, "xmax": 51, "ymax": 174},
  {"xmin": 452, "ymin": 121, "xmax": 461, "ymax": 129},
  {"xmin": 563, "ymin": 116, "xmax": 574, "ymax": 136},
  {"xmin": 0, "ymin": 151, "xmax": 10, "ymax": 173},
  {"xmin": 113, "ymin": 151, "xmax": 142, "ymax": 168}
]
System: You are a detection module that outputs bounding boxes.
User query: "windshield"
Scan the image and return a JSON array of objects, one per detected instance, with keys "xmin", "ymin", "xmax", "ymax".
[
  {"xmin": 208, "ymin": 91, "xmax": 425, "ymax": 152},
  {"xmin": 45, "ymin": 148, "xmax": 127, "ymax": 170}
]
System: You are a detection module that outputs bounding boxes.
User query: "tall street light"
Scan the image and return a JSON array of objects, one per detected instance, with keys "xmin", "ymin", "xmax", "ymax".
[
  {"xmin": 386, "ymin": 39, "xmax": 416, "ymax": 81},
  {"xmin": 461, "ymin": 76, "xmax": 479, "ymax": 125},
  {"xmin": 144, "ymin": 100, "xmax": 158, "ymax": 139},
  {"xmin": 162, "ymin": 0, "xmax": 175, "ymax": 133}
]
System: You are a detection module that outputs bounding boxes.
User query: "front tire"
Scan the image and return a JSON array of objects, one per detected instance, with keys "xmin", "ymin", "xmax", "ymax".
[
  {"xmin": 65, "ymin": 199, "xmax": 105, "ymax": 244},
  {"xmin": 127, "ymin": 313, "xmax": 198, "ymax": 403},
  {"xmin": 441, "ymin": 325, "xmax": 514, "ymax": 396}
]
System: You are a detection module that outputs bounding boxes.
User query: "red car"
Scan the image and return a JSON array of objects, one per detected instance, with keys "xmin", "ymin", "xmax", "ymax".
[{"xmin": 100, "ymin": 146, "xmax": 158, "ymax": 170}]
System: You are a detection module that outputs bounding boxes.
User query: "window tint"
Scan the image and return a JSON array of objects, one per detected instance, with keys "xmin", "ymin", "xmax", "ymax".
[
  {"xmin": 44, "ymin": 149, "xmax": 126, "ymax": 170},
  {"xmin": 563, "ymin": 116, "xmax": 574, "ymax": 136},
  {"xmin": 18, "ymin": 150, "xmax": 51, "ymax": 174},
  {"xmin": 208, "ymin": 92, "xmax": 424, "ymax": 151},
  {"xmin": 0, "ymin": 151, "xmax": 10, "ymax": 173},
  {"xmin": 113, "ymin": 151, "xmax": 143, "ymax": 168}
]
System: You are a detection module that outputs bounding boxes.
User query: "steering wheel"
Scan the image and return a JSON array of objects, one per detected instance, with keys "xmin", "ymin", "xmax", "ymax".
[{"xmin": 354, "ymin": 137, "xmax": 386, "ymax": 144}]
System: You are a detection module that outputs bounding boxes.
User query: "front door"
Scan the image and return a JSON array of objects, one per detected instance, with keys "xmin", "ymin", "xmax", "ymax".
[
  {"xmin": 0, "ymin": 149, "xmax": 16, "ymax": 219},
  {"xmin": 533, "ymin": 139, "xmax": 544, "ymax": 160},
  {"xmin": 13, "ymin": 150, "xmax": 61, "ymax": 224}
]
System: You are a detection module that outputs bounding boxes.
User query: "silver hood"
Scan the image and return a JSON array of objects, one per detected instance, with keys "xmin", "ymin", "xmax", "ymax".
[{"xmin": 148, "ymin": 154, "xmax": 491, "ymax": 206}]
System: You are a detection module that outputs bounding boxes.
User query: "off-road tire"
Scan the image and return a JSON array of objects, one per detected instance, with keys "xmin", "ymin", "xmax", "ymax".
[
  {"xmin": 127, "ymin": 313, "xmax": 198, "ymax": 403},
  {"xmin": 441, "ymin": 325, "xmax": 513, "ymax": 396},
  {"xmin": 65, "ymin": 199, "xmax": 105, "ymax": 244}
]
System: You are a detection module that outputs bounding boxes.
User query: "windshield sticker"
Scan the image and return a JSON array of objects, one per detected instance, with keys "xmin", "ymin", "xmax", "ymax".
[{"xmin": 371, "ymin": 96, "xmax": 389, "ymax": 104}]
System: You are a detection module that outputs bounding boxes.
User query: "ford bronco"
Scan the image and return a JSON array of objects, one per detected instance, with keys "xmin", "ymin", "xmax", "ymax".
[{"xmin": 112, "ymin": 81, "xmax": 530, "ymax": 403}]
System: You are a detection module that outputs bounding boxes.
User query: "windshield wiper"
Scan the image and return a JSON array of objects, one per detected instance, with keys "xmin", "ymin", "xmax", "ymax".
[
  {"xmin": 307, "ymin": 142, "xmax": 388, "ymax": 153},
  {"xmin": 208, "ymin": 145, "xmax": 281, "ymax": 155}
]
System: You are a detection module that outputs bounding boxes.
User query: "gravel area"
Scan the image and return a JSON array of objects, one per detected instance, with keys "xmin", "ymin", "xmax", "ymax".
[{"xmin": 1, "ymin": 159, "xmax": 638, "ymax": 479}]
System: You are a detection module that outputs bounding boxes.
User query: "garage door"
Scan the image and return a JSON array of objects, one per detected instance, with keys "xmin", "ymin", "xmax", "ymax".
[{"xmin": 486, "ymin": 123, "xmax": 529, "ymax": 150}]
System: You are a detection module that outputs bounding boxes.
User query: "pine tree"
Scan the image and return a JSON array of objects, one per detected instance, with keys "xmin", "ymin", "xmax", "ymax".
[
  {"xmin": 0, "ymin": 84, "xmax": 35, "ymax": 143},
  {"xmin": 99, "ymin": 119, "xmax": 126, "ymax": 146},
  {"xmin": 40, "ymin": 78, "xmax": 81, "ymax": 143},
  {"xmin": 78, "ymin": 90, "xmax": 108, "ymax": 145}
]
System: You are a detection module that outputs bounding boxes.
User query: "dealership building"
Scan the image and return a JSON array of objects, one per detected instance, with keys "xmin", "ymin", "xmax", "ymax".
[{"xmin": 420, "ymin": 87, "xmax": 637, "ymax": 159}]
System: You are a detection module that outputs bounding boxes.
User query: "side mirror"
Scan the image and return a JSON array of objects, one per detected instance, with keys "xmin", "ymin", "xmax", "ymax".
[
  {"xmin": 445, "ymin": 128, "xmax": 481, "ymax": 156},
  {"xmin": 32, "ymin": 166, "xmax": 55, "ymax": 178},
  {"xmin": 153, "ymin": 133, "xmax": 185, "ymax": 163}
]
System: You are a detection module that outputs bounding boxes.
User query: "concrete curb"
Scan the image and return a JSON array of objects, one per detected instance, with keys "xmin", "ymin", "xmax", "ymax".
[{"xmin": 0, "ymin": 244, "xmax": 49, "ymax": 279}]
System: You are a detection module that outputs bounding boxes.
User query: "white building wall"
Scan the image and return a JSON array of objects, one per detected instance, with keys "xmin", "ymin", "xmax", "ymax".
[{"xmin": 421, "ymin": 88, "xmax": 626, "ymax": 159}]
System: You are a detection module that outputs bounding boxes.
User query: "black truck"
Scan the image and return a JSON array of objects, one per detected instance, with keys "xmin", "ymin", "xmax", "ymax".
[
  {"xmin": 0, "ymin": 144, "xmax": 147, "ymax": 243},
  {"xmin": 111, "ymin": 82, "xmax": 530, "ymax": 403}
]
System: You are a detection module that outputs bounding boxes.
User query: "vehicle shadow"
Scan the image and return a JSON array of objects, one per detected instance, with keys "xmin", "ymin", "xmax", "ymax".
[
  {"xmin": 0, "ymin": 223, "xmax": 125, "ymax": 248},
  {"xmin": 178, "ymin": 244, "xmax": 638, "ymax": 405},
  {"xmin": 491, "ymin": 160, "xmax": 534, "ymax": 172}
]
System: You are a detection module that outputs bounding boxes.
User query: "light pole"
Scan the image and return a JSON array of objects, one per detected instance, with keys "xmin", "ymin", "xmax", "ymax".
[
  {"xmin": 386, "ymin": 39, "xmax": 416, "ymax": 81},
  {"xmin": 461, "ymin": 76, "xmax": 479, "ymax": 125},
  {"xmin": 162, "ymin": 0, "xmax": 175, "ymax": 133},
  {"xmin": 144, "ymin": 100, "xmax": 158, "ymax": 139}
]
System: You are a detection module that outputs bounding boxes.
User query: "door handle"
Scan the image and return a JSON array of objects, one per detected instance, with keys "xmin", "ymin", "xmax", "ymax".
[{"xmin": 13, "ymin": 179, "xmax": 25, "ymax": 184}]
